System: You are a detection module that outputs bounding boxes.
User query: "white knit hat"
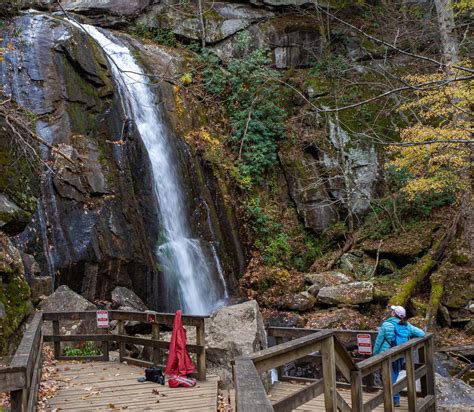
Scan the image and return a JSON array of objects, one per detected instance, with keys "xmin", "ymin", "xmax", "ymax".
[{"xmin": 390, "ymin": 305, "xmax": 406, "ymax": 319}]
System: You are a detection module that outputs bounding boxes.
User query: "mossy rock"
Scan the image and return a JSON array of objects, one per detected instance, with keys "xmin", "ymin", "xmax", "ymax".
[
  {"xmin": 442, "ymin": 268, "xmax": 474, "ymax": 309},
  {"xmin": 0, "ymin": 233, "xmax": 32, "ymax": 356}
]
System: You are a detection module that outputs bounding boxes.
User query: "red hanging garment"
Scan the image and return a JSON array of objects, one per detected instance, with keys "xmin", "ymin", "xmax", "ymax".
[{"xmin": 165, "ymin": 310, "xmax": 196, "ymax": 377}]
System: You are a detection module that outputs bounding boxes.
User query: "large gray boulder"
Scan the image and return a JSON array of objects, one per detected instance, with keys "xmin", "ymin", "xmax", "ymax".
[
  {"xmin": 305, "ymin": 271, "xmax": 352, "ymax": 296},
  {"xmin": 317, "ymin": 281, "xmax": 374, "ymax": 305},
  {"xmin": 435, "ymin": 373, "xmax": 474, "ymax": 410},
  {"xmin": 39, "ymin": 285, "xmax": 97, "ymax": 339},
  {"xmin": 205, "ymin": 300, "xmax": 267, "ymax": 387},
  {"xmin": 276, "ymin": 291, "xmax": 316, "ymax": 312},
  {"xmin": 111, "ymin": 286, "xmax": 147, "ymax": 311}
]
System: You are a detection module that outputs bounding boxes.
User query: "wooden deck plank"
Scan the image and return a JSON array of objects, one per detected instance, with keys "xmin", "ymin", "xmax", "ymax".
[{"xmin": 46, "ymin": 361, "xmax": 219, "ymax": 412}]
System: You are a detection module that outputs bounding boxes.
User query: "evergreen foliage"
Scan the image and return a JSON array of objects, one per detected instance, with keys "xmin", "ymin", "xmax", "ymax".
[{"xmin": 199, "ymin": 34, "xmax": 287, "ymax": 183}]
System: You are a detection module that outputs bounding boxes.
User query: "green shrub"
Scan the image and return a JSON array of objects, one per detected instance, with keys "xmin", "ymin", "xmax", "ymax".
[
  {"xmin": 64, "ymin": 341, "xmax": 102, "ymax": 357},
  {"xmin": 132, "ymin": 25, "xmax": 177, "ymax": 47},
  {"xmin": 198, "ymin": 37, "xmax": 286, "ymax": 183}
]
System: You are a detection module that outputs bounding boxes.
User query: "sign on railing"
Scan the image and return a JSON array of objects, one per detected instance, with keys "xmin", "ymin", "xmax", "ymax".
[
  {"xmin": 96, "ymin": 310, "xmax": 109, "ymax": 328},
  {"xmin": 357, "ymin": 333, "xmax": 372, "ymax": 355}
]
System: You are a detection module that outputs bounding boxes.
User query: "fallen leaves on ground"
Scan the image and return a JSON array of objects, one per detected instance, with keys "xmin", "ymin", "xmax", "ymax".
[{"xmin": 37, "ymin": 345, "xmax": 61, "ymax": 411}]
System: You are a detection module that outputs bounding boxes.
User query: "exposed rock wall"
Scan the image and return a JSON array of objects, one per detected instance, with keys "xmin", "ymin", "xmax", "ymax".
[{"xmin": 0, "ymin": 14, "xmax": 245, "ymax": 309}]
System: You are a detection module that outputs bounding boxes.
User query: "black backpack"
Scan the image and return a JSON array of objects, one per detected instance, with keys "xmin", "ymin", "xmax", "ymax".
[{"xmin": 145, "ymin": 367, "xmax": 165, "ymax": 385}]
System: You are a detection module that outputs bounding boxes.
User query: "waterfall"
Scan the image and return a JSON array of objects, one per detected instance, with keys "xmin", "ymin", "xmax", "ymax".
[{"xmin": 73, "ymin": 22, "xmax": 226, "ymax": 314}]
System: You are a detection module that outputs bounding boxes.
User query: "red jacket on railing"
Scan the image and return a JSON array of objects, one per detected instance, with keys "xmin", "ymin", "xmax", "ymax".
[{"xmin": 165, "ymin": 310, "xmax": 196, "ymax": 376}]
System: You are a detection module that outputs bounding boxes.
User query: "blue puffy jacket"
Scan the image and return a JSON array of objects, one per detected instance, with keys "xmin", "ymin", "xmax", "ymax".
[{"xmin": 373, "ymin": 317, "xmax": 425, "ymax": 355}]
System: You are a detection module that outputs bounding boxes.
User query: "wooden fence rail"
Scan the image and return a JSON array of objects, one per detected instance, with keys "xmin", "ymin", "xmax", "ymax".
[
  {"xmin": 0, "ymin": 313, "xmax": 43, "ymax": 412},
  {"xmin": 234, "ymin": 329, "xmax": 436, "ymax": 412},
  {"xmin": 0, "ymin": 310, "xmax": 208, "ymax": 411}
]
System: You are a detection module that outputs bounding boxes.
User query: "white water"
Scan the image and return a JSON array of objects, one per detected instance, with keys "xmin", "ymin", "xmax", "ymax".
[{"xmin": 74, "ymin": 22, "xmax": 224, "ymax": 314}]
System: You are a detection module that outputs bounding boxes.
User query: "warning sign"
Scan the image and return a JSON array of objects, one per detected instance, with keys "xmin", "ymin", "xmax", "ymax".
[
  {"xmin": 357, "ymin": 334, "xmax": 372, "ymax": 355},
  {"xmin": 96, "ymin": 310, "xmax": 109, "ymax": 328}
]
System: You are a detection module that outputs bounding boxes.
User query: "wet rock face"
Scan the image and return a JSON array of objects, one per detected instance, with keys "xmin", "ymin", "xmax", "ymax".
[{"xmin": 1, "ymin": 15, "xmax": 157, "ymax": 304}]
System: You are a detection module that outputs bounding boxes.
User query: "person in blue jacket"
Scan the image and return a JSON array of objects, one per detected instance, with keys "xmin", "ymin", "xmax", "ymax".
[{"xmin": 373, "ymin": 305, "xmax": 425, "ymax": 407}]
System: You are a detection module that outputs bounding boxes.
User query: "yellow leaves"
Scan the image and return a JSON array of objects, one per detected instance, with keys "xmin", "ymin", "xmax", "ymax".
[{"xmin": 390, "ymin": 67, "xmax": 473, "ymax": 203}]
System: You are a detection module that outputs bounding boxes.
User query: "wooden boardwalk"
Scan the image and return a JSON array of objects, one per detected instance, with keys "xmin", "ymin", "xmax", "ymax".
[
  {"xmin": 46, "ymin": 361, "xmax": 219, "ymax": 411},
  {"xmin": 269, "ymin": 381, "xmax": 410, "ymax": 412}
]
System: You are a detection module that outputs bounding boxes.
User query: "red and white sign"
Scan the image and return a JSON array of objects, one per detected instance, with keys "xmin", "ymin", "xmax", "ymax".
[
  {"xmin": 96, "ymin": 310, "xmax": 109, "ymax": 328},
  {"xmin": 357, "ymin": 334, "xmax": 372, "ymax": 355}
]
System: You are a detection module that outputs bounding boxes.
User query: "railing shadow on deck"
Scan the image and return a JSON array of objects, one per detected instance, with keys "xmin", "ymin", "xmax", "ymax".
[
  {"xmin": 233, "ymin": 328, "xmax": 436, "ymax": 412},
  {"xmin": 0, "ymin": 310, "xmax": 208, "ymax": 412}
]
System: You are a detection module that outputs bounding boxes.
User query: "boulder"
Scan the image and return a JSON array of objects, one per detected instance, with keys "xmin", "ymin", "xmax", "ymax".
[
  {"xmin": 305, "ymin": 308, "xmax": 368, "ymax": 330},
  {"xmin": 39, "ymin": 285, "xmax": 96, "ymax": 340},
  {"xmin": 304, "ymin": 271, "xmax": 351, "ymax": 296},
  {"xmin": 317, "ymin": 282, "xmax": 374, "ymax": 305},
  {"xmin": 111, "ymin": 286, "xmax": 147, "ymax": 311},
  {"xmin": 62, "ymin": 0, "xmax": 151, "ymax": 16},
  {"xmin": 437, "ymin": 304, "xmax": 451, "ymax": 327},
  {"xmin": 20, "ymin": 253, "xmax": 41, "ymax": 278},
  {"xmin": 435, "ymin": 373, "xmax": 474, "ymax": 410},
  {"xmin": 442, "ymin": 269, "xmax": 474, "ymax": 309},
  {"xmin": 30, "ymin": 276, "xmax": 53, "ymax": 304},
  {"xmin": 339, "ymin": 251, "xmax": 374, "ymax": 280},
  {"xmin": 263, "ymin": 310, "xmax": 306, "ymax": 329},
  {"xmin": 205, "ymin": 300, "xmax": 267, "ymax": 387},
  {"xmin": 276, "ymin": 291, "xmax": 316, "ymax": 312}
]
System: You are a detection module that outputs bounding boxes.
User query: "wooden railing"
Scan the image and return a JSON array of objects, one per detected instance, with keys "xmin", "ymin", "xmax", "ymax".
[
  {"xmin": 234, "ymin": 328, "xmax": 436, "ymax": 412},
  {"xmin": 0, "ymin": 313, "xmax": 43, "ymax": 412},
  {"xmin": 0, "ymin": 310, "xmax": 208, "ymax": 411},
  {"xmin": 42, "ymin": 311, "xmax": 208, "ymax": 380}
]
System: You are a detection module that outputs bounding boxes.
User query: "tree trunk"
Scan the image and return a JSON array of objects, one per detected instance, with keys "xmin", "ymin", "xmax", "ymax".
[{"xmin": 434, "ymin": 0, "xmax": 460, "ymax": 64}]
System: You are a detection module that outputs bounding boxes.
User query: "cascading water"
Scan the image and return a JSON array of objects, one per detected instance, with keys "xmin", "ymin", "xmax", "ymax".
[{"xmin": 72, "ymin": 22, "xmax": 226, "ymax": 314}]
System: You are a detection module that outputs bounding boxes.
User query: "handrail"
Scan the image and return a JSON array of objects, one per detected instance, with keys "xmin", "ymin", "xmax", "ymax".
[
  {"xmin": 41, "ymin": 310, "xmax": 208, "ymax": 380},
  {"xmin": 357, "ymin": 334, "xmax": 431, "ymax": 376},
  {"xmin": 234, "ymin": 328, "xmax": 436, "ymax": 412},
  {"xmin": 0, "ymin": 312, "xmax": 44, "ymax": 412}
]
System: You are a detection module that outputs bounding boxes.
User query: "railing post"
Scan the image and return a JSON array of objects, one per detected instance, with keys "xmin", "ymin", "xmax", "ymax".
[
  {"xmin": 196, "ymin": 319, "xmax": 206, "ymax": 381},
  {"xmin": 102, "ymin": 326, "xmax": 110, "ymax": 361},
  {"xmin": 321, "ymin": 335, "xmax": 337, "ymax": 411},
  {"xmin": 52, "ymin": 320, "xmax": 60, "ymax": 359},
  {"xmin": 421, "ymin": 337, "xmax": 436, "ymax": 411},
  {"xmin": 405, "ymin": 348, "xmax": 418, "ymax": 411},
  {"xmin": 350, "ymin": 370, "xmax": 363, "ymax": 412},
  {"xmin": 152, "ymin": 322, "xmax": 162, "ymax": 366},
  {"xmin": 381, "ymin": 358, "xmax": 393, "ymax": 411},
  {"xmin": 117, "ymin": 320, "xmax": 125, "ymax": 362},
  {"xmin": 275, "ymin": 336, "xmax": 284, "ymax": 379}
]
